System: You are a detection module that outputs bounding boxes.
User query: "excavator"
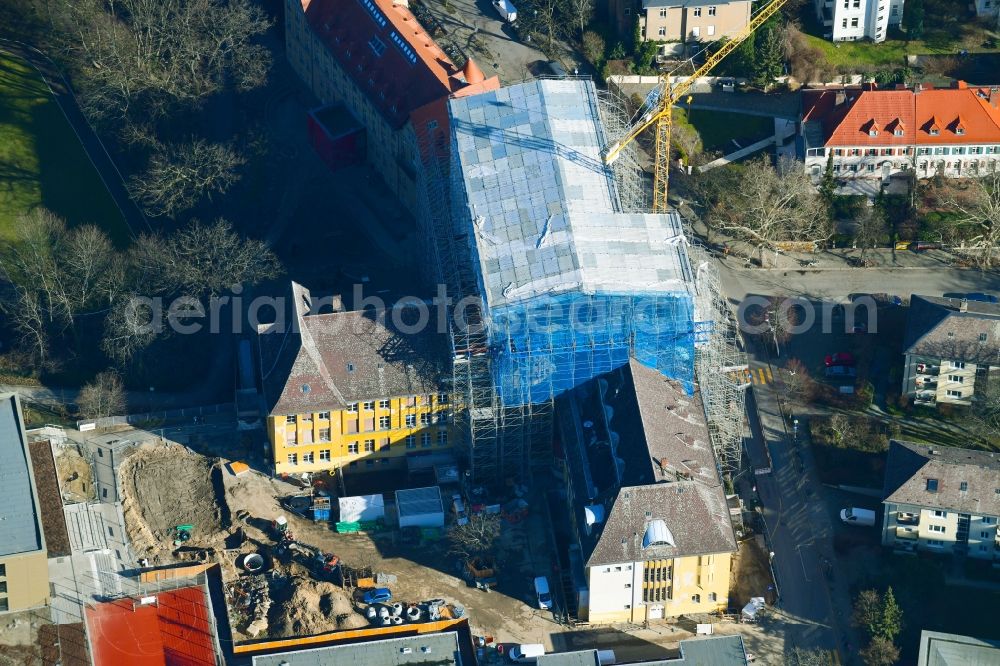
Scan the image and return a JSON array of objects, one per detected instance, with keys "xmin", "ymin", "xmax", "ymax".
[{"xmin": 601, "ymin": 0, "xmax": 792, "ymax": 211}]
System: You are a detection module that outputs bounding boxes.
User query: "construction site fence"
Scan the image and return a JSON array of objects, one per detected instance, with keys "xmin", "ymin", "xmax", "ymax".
[{"xmin": 77, "ymin": 402, "xmax": 235, "ymax": 430}]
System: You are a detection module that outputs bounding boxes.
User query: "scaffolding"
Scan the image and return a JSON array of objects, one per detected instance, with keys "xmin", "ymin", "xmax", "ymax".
[{"xmin": 414, "ymin": 78, "xmax": 747, "ymax": 487}]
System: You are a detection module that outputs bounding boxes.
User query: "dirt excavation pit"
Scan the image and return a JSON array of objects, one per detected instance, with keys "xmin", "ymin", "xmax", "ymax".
[
  {"xmin": 120, "ymin": 442, "xmax": 230, "ymax": 556},
  {"xmin": 54, "ymin": 444, "xmax": 95, "ymax": 503},
  {"xmin": 269, "ymin": 575, "xmax": 368, "ymax": 638}
]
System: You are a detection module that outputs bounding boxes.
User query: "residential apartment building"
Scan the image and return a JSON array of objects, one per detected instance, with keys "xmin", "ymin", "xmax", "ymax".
[
  {"xmin": 813, "ymin": 0, "xmax": 904, "ymax": 42},
  {"xmin": 800, "ymin": 82, "xmax": 1000, "ymax": 184},
  {"xmin": 638, "ymin": 0, "xmax": 752, "ymax": 43},
  {"xmin": 901, "ymin": 296, "xmax": 1000, "ymax": 407},
  {"xmin": 974, "ymin": 0, "xmax": 999, "ymax": 17},
  {"xmin": 555, "ymin": 360, "xmax": 737, "ymax": 623},
  {"xmin": 284, "ymin": 0, "xmax": 498, "ymax": 215},
  {"xmin": 256, "ymin": 282, "xmax": 455, "ymax": 477},
  {"xmin": 0, "ymin": 394, "xmax": 49, "ymax": 613},
  {"xmin": 881, "ymin": 440, "xmax": 1000, "ymax": 562}
]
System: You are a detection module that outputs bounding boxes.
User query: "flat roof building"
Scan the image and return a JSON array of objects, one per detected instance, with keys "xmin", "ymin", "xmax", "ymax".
[
  {"xmin": 918, "ymin": 630, "xmax": 1000, "ymax": 665},
  {"xmin": 0, "ymin": 393, "xmax": 49, "ymax": 613}
]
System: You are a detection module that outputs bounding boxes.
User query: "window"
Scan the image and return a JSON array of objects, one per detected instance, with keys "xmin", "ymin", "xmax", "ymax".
[
  {"xmin": 853, "ymin": 0, "xmax": 860, "ymax": 6},
  {"xmin": 709, "ymin": 592, "xmax": 717, "ymax": 602},
  {"xmin": 947, "ymin": 390, "xmax": 962, "ymax": 398},
  {"xmin": 927, "ymin": 539, "xmax": 944, "ymax": 546},
  {"xmin": 927, "ymin": 480, "xmax": 940, "ymax": 493},
  {"xmin": 658, "ymin": 26, "xmax": 666, "ymax": 36},
  {"xmin": 286, "ymin": 415, "xmax": 296, "ymax": 424},
  {"xmin": 438, "ymin": 430, "xmax": 448, "ymax": 446},
  {"xmin": 301, "ymin": 413, "xmax": 312, "ymax": 422},
  {"xmin": 421, "ymin": 432, "xmax": 432, "ymax": 448},
  {"xmin": 287, "ymin": 453, "xmax": 298, "ymax": 465},
  {"xmin": 870, "ymin": 130, "xmax": 878, "ymax": 137},
  {"xmin": 426, "ymin": 119, "xmax": 439, "ymax": 130},
  {"xmin": 405, "ymin": 414, "xmax": 416, "ymax": 427},
  {"xmin": 894, "ymin": 128, "xmax": 903, "ymax": 136},
  {"xmin": 347, "ymin": 403, "xmax": 358, "ymax": 412},
  {"xmin": 0, "ymin": 599, "xmax": 7, "ymax": 612},
  {"xmin": 842, "ymin": 18, "xmax": 847, "ymax": 27},
  {"xmin": 954, "ymin": 361, "xmax": 966, "ymax": 369},
  {"xmin": 929, "ymin": 525, "xmax": 946, "ymax": 533},
  {"xmin": 691, "ymin": 26, "xmax": 700, "ymax": 37},
  {"xmin": 364, "ymin": 439, "xmax": 375, "ymax": 453},
  {"xmin": 930, "ymin": 128, "xmax": 940, "ymax": 136},
  {"xmin": 692, "ymin": 594, "xmax": 701, "ymax": 603},
  {"xmin": 379, "ymin": 416, "xmax": 391, "ymax": 430},
  {"xmin": 319, "ymin": 428, "xmax": 331, "ymax": 442},
  {"xmin": 624, "ymin": 583, "xmax": 632, "ymax": 588},
  {"xmin": 693, "ymin": 7, "xmax": 701, "ymax": 16},
  {"xmin": 318, "ymin": 411, "xmax": 330, "ymax": 420},
  {"xmin": 406, "ymin": 435, "xmax": 416, "ymax": 449},
  {"xmin": 319, "ymin": 449, "xmax": 331, "ymax": 462},
  {"xmin": 933, "ymin": 509, "xmax": 946, "ymax": 517},
  {"xmin": 980, "ymin": 333, "xmax": 988, "ymax": 342},
  {"xmin": 960, "ymin": 481, "xmax": 969, "ymax": 491},
  {"xmin": 438, "ymin": 393, "xmax": 450, "ymax": 404},
  {"xmin": 303, "ymin": 452, "xmax": 314, "ymax": 464},
  {"xmin": 659, "ymin": 7, "xmax": 667, "ymax": 16},
  {"xmin": 363, "ymin": 401, "xmax": 375, "ymax": 410},
  {"xmin": 378, "ymin": 399, "xmax": 390, "ymax": 409},
  {"xmin": 348, "ymin": 442, "xmax": 359, "ymax": 454},
  {"xmin": 624, "ymin": 7, "xmax": 630, "ymax": 15},
  {"xmin": 851, "ymin": 17, "xmax": 859, "ymax": 27},
  {"xmin": 948, "ymin": 375, "xmax": 964, "ymax": 383},
  {"xmin": 0, "ymin": 583, "xmax": 6, "ymax": 594},
  {"xmin": 984, "ymin": 517, "xmax": 996, "ymax": 524},
  {"xmin": 420, "ymin": 413, "xmax": 431, "ymax": 426},
  {"xmin": 0, "ymin": 564, "xmax": 6, "ymax": 578},
  {"xmin": 957, "ymin": 127, "xmax": 965, "ymax": 136},
  {"xmin": 833, "ymin": 164, "xmax": 841, "ymax": 173},
  {"xmin": 707, "ymin": 25, "xmax": 715, "ymax": 36},
  {"xmin": 982, "ymin": 531, "xmax": 991, "ymax": 539},
  {"xmin": 891, "ymin": 5, "xmax": 898, "ymax": 13},
  {"xmin": 708, "ymin": 5, "xmax": 716, "ymax": 15}
]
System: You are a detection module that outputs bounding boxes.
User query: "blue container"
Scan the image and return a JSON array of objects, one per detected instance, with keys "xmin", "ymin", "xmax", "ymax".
[{"xmin": 313, "ymin": 508, "xmax": 331, "ymax": 522}]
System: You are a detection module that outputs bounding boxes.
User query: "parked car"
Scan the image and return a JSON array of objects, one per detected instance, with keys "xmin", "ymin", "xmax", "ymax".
[
  {"xmin": 911, "ymin": 241, "xmax": 940, "ymax": 251},
  {"xmin": 362, "ymin": 587, "xmax": 392, "ymax": 604},
  {"xmin": 839, "ymin": 508, "xmax": 876, "ymax": 526},
  {"xmin": 533, "ymin": 576, "xmax": 552, "ymax": 610},
  {"xmin": 824, "ymin": 352, "xmax": 856, "ymax": 367},
  {"xmin": 508, "ymin": 644, "xmax": 546, "ymax": 663},
  {"xmin": 824, "ymin": 365, "xmax": 857, "ymax": 379},
  {"xmin": 491, "ymin": 0, "xmax": 517, "ymax": 22},
  {"xmin": 544, "ymin": 60, "xmax": 567, "ymax": 77}
]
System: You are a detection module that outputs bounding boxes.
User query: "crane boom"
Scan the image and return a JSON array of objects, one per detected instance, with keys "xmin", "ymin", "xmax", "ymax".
[{"xmin": 601, "ymin": 0, "xmax": 790, "ymax": 185}]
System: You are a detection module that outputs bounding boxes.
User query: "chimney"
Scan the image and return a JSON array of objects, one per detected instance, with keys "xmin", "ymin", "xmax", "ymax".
[
  {"xmin": 991, "ymin": 87, "xmax": 1000, "ymax": 108},
  {"xmin": 960, "ymin": 298, "xmax": 969, "ymax": 312},
  {"xmin": 834, "ymin": 90, "xmax": 846, "ymax": 106}
]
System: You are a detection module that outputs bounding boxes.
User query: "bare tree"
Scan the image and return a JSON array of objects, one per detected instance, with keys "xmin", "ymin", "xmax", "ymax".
[
  {"xmin": 66, "ymin": 0, "xmax": 271, "ymax": 122},
  {"xmin": 970, "ymin": 379, "xmax": 1000, "ymax": 441},
  {"xmin": 2, "ymin": 287, "xmax": 50, "ymax": 366},
  {"xmin": 567, "ymin": 0, "xmax": 594, "ymax": 37},
  {"xmin": 77, "ymin": 370, "xmax": 126, "ymax": 419},
  {"xmin": 582, "ymin": 31, "xmax": 605, "ymax": 65},
  {"xmin": 447, "ymin": 513, "xmax": 501, "ymax": 559},
  {"xmin": 101, "ymin": 293, "xmax": 160, "ymax": 366},
  {"xmin": 784, "ymin": 358, "xmax": 816, "ymax": 403},
  {"xmin": 672, "ymin": 121, "xmax": 703, "ymax": 166},
  {"xmin": 709, "ymin": 157, "xmax": 830, "ymax": 260},
  {"xmin": 945, "ymin": 171, "xmax": 1000, "ymax": 269},
  {"xmin": 852, "ymin": 588, "xmax": 882, "ymax": 636},
  {"xmin": 131, "ymin": 140, "xmax": 246, "ymax": 218},
  {"xmin": 860, "ymin": 637, "xmax": 899, "ymax": 666},
  {"xmin": 853, "ymin": 204, "xmax": 888, "ymax": 262}
]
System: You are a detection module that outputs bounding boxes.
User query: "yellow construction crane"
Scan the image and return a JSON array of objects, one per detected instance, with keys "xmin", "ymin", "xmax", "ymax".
[{"xmin": 601, "ymin": 0, "xmax": 791, "ymax": 211}]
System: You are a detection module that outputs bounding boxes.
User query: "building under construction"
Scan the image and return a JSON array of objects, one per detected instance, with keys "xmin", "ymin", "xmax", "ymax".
[{"xmin": 416, "ymin": 78, "xmax": 747, "ymax": 487}]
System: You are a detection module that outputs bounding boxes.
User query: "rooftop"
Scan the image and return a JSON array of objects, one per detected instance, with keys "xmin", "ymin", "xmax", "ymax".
[
  {"xmin": 28, "ymin": 440, "xmax": 70, "ymax": 558},
  {"xmin": 557, "ymin": 361, "xmax": 735, "ymax": 567},
  {"xmin": 538, "ymin": 637, "xmax": 748, "ymax": 666},
  {"xmin": 801, "ymin": 82, "xmax": 1000, "ymax": 147},
  {"xmin": 251, "ymin": 629, "xmax": 465, "ymax": 666},
  {"xmin": 449, "ymin": 79, "xmax": 692, "ymax": 310},
  {"xmin": 642, "ymin": 0, "xmax": 747, "ymax": 7},
  {"xmin": 85, "ymin": 586, "xmax": 218, "ymax": 666},
  {"xmin": 883, "ymin": 440, "xmax": 1000, "ymax": 514},
  {"xmin": 918, "ymin": 630, "xmax": 1000, "ymax": 665},
  {"xmin": 903, "ymin": 295, "xmax": 1000, "ymax": 365},
  {"xmin": 0, "ymin": 393, "xmax": 44, "ymax": 558},
  {"xmin": 299, "ymin": 0, "xmax": 497, "ymax": 130},
  {"xmin": 257, "ymin": 282, "xmax": 451, "ymax": 415}
]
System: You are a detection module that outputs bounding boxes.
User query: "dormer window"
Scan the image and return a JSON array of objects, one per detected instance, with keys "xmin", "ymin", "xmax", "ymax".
[
  {"xmin": 870, "ymin": 129, "xmax": 878, "ymax": 137},
  {"xmin": 926, "ymin": 478, "xmax": 939, "ymax": 492},
  {"xmin": 894, "ymin": 128, "xmax": 903, "ymax": 136},
  {"xmin": 930, "ymin": 128, "xmax": 940, "ymax": 136},
  {"xmin": 956, "ymin": 127, "xmax": 965, "ymax": 135}
]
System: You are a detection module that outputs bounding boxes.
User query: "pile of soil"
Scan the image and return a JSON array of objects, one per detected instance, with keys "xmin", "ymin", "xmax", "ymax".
[
  {"xmin": 54, "ymin": 444, "xmax": 95, "ymax": 503},
  {"xmin": 268, "ymin": 577, "xmax": 367, "ymax": 638},
  {"xmin": 120, "ymin": 442, "xmax": 230, "ymax": 556}
]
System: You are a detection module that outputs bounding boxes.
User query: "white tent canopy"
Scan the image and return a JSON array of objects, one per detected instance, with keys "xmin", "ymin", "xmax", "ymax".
[{"xmin": 338, "ymin": 494, "xmax": 385, "ymax": 523}]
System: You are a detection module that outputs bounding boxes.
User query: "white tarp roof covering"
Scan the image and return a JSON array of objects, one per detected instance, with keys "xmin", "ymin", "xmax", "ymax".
[
  {"xmin": 449, "ymin": 79, "xmax": 691, "ymax": 310},
  {"xmin": 741, "ymin": 596, "xmax": 766, "ymax": 620},
  {"xmin": 338, "ymin": 494, "xmax": 385, "ymax": 523}
]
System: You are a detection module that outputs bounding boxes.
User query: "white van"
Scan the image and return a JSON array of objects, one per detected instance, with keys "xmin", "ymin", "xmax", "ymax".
[
  {"xmin": 840, "ymin": 507, "xmax": 876, "ymax": 526},
  {"xmin": 509, "ymin": 644, "xmax": 546, "ymax": 662},
  {"xmin": 533, "ymin": 576, "xmax": 552, "ymax": 610},
  {"xmin": 492, "ymin": 0, "xmax": 517, "ymax": 22}
]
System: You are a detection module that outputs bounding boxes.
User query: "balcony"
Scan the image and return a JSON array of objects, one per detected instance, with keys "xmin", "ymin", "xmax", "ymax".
[
  {"xmin": 895, "ymin": 526, "xmax": 919, "ymax": 540},
  {"xmin": 915, "ymin": 363, "xmax": 939, "ymax": 376},
  {"xmin": 914, "ymin": 391, "xmax": 937, "ymax": 405},
  {"xmin": 896, "ymin": 512, "xmax": 919, "ymax": 526}
]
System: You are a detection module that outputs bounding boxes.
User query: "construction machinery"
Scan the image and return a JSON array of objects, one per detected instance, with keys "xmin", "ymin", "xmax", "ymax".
[
  {"xmin": 601, "ymin": 0, "xmax": 791, "ymax": 211},
  {"xmin": 172, "ymin": 524, "xmax": 194, "ymax": 546}
]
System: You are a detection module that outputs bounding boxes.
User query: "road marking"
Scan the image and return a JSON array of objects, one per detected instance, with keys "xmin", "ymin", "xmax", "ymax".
[
  {"xmin": 796, "ymin": 546, "xmax": 811, "ymax": 582},
  {"xmin": 757, "ymin": 368, "xmax": 767, "ymax": 384},
  {"xmin": 766, "ymin": 366, "xmax": 773, "ymax": 382}
]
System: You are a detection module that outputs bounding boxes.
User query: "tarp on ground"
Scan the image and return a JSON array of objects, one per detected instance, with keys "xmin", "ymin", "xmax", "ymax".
[{"xmin": 338, "ymin": 494, "xmax": 385, "ymax": 523}]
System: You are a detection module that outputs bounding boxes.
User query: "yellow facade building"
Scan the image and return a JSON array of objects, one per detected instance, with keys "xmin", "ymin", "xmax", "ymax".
[
  {"xmin": 257, "ymin": 283, "xmax": 455, "ymax": 477},
  {"xmin": 555, "ymin": 360, "xmax": 737, "ymax": 623},
  {"xmin": 0, "ymin": 393, "xmax": 50, "ymax": 613}
]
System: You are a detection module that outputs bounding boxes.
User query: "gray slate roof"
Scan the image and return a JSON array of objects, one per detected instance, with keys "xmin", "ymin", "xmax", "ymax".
[
  {"xmin": 536, "ymin": 651, "xmax": 601, "ymax": 666},
  {"xmin": 396, "ymin": 486, "xmax": 444, "ymax": 518},
  {"xmin": 258, "ymin": 282, "xmax": 450, "ymax": 415},
  {"xmin": 918, "ymin": 630, "xmax": 1000, "ymax": 666},
  {"xmin": 0, "ymin": 394, "xmax": 44, "ymax": 557},
  {"xmin": 903, "ymin": 295, "xmax": 1000, "ymax": 365},
  {"xmin": 883, "ymin": 440, "xmax": 1000, "ymax": 515},
  {"xmin": 448, "ymin": 79, "xmax": 691, "ymax": 310},
  {"xmin": 251, "ymin": 632, "xmax": 463, "ymax": 666}
]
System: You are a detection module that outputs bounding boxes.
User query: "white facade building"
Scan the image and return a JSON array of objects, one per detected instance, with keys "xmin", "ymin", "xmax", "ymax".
[{"xmin": 814, "ymin": 0, "xmax": 904, "ymax": 42}]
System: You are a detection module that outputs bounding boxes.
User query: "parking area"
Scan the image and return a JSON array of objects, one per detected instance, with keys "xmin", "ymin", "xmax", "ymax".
[{"xmin": 414, "ymin": 0, "xmax": 560, "ymax": 84}]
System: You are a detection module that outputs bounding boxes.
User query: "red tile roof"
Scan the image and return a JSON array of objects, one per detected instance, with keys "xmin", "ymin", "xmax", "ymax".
[
  {"xmin": 804, "ymin": 83, "xmax": 1000, "ymax": 147},
  {"xmin": 301, "ymin": 0, "xmax": 498, "ymax": 130}
]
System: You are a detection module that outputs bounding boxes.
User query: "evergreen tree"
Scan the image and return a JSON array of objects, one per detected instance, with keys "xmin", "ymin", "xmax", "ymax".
[
  {"xmin": 819, "ymin": 152, "xmax": 837, "ymax": 210},
  {"xmin": 752, "ymin": 21, "xmax": 784, "ymax": 89},
  {"xmin": 876, "ymin": 587, "xmax": 903, "ymax": 642},
  {"xmin": 904, "ymin": 0, "xmax": 924, "ymax": 40}
]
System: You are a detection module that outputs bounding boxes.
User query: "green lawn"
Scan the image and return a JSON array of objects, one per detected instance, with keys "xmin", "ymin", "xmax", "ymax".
[
  {"xmin": 804, "ymin": 34, "xmax": 910, "ymax": 68},
  {"xmin": 0, "ymin": 51, "xmax": 128, "ymax": 245},
  {"xmin": 675, "ymin": 108, "xmax": 773, "ymax": 154}
]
